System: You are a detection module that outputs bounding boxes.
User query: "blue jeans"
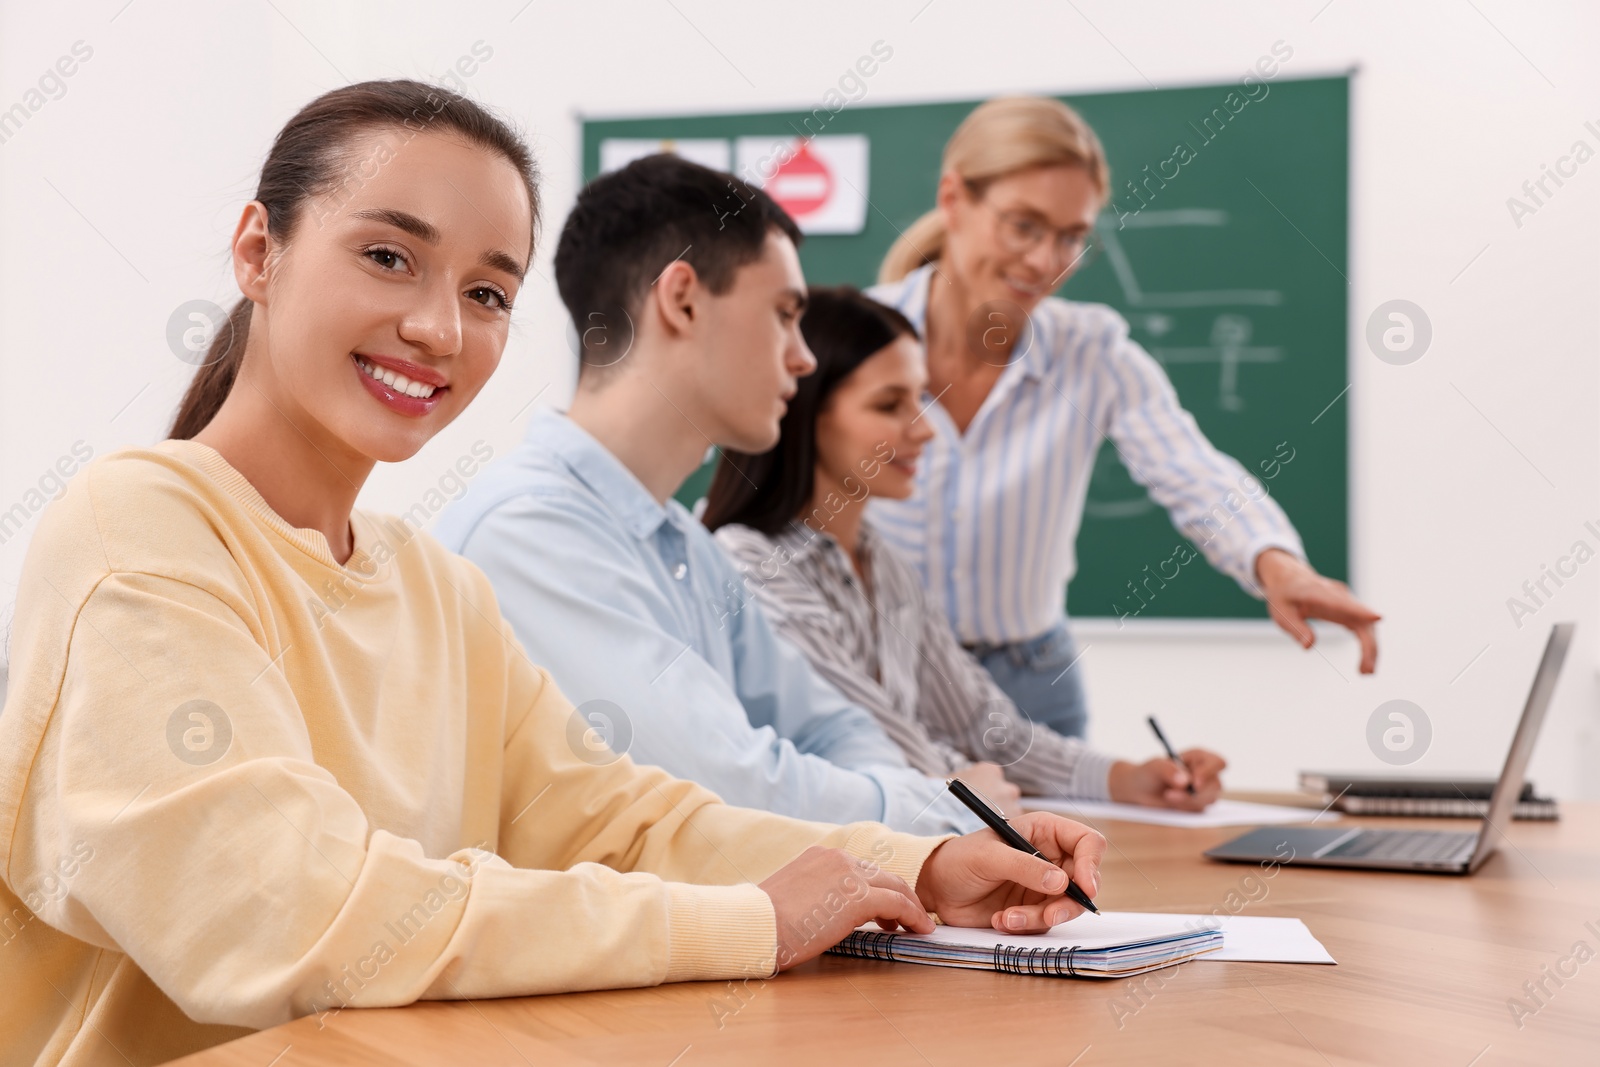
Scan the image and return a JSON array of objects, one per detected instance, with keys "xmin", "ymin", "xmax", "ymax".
[{"xmin": 967, "ymin": 620, "xmax": 1089, "ymax": 740}]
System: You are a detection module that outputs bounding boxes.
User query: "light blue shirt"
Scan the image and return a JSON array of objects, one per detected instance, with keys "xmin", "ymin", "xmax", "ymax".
[
  {"xmin": 867, "ymin": 263, "xmax": 1305, "ymax": 643},
  {"xmin": 433, "ymin": 409, "xmax": 976, "ymax": 835}
]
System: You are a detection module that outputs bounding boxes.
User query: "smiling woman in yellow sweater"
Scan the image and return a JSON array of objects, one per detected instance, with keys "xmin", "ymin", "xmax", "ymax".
[{"xmin": 0, "ymin": 81, "xmax": 1107, "ymax": 1067}]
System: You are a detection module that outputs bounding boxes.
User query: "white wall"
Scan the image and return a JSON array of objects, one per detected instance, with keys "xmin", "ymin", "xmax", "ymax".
[{"xmin": 2, "ymin": 0, "xmax": 1596, "ymax": 797}]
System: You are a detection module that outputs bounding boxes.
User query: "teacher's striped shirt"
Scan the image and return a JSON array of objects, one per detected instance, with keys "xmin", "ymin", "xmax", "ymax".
[{"xmin": 866, "ymin": 263, "xmax": 1304, "ymax": 644}]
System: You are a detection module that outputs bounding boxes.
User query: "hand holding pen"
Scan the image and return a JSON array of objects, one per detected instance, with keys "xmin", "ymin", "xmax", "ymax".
[
  {"xmin": 758, "ymin": 779, "xmax": 1110, "ymax": 970},
  {"xmin": 943, "ymin": 776, "xmax": 1103, "ymax": 924},
  {"xmin": 1101, "ymin": 717, "xmax": 1228, "ymax": 811},
  {"xmin": 1148, "ymin": 716, "xmax": 1196, "ymax": 795}
]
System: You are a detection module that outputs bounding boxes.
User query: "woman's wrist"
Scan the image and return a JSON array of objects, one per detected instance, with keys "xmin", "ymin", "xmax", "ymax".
[
  {"xmin": 1106, "ymin": 760, "xmax": 1139, "ymax": 803},
  {"xmin": 914, "ymin": 839, "xmax": 951, "ymax": 913}
]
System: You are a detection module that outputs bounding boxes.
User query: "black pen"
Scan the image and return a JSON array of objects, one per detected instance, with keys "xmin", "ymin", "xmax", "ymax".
[
  {"xmin": 945, "ymin": 777, "xmax": 1099, "ymax": 916},
  {"xmin": 1146, "ymin": 715, "xmax": 1196, "ymax": 795}
]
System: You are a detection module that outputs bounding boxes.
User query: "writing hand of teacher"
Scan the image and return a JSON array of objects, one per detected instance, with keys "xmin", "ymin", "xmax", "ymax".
[{"xmin": 1255, "ymin": 547, "xmax": 1381, "ymax": 673}]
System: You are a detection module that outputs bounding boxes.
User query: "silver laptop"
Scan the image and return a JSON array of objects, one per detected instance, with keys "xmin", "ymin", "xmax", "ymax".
[{"xmin": 1206, "ymin": 622, "xmax": 1573, "ymax": 874}]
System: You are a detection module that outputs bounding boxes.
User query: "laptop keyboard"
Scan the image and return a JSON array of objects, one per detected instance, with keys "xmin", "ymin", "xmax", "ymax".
[{"xmin": 1324, "ymin": 829, "xmax": 1477, "ymax": 863}]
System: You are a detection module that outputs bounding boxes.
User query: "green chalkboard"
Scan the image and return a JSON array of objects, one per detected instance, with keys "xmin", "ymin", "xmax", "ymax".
[{"xmin": 581, "ymin": 75, "xmax": 1349, "ymax": 620}]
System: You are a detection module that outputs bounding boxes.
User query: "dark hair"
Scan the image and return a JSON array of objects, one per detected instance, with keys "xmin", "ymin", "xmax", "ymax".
[
  {"xmin": 701, "ymin": 286, "xmax": 917, "ymax": 536},
  {"xmin": 168, "ymin": 79, "xmax": 540, "ymax": 440},
  {"xmin": 553, "ymin": 153, "xmax": 801, "ymax": 378}
]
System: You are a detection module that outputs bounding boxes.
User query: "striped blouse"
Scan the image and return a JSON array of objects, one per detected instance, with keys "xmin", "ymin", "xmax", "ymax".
[
  {"xmin": 713, "ymin": 519, "xmax": 1117, "ymax": 799},
  {"xmin": 865, "ymin": 263, "xmax": 1305, "ymax": 644}
]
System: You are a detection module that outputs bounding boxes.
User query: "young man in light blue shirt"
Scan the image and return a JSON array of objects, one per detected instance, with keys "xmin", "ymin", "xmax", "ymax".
[{"xmin": 435, "ymin": 154, "xmax": 979, "ymax": 835}]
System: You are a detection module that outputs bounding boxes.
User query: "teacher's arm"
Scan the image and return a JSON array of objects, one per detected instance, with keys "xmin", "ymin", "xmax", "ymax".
[{"xmin": 1097, "ymin": 312, "xmax": 1381, "ymax": 673}]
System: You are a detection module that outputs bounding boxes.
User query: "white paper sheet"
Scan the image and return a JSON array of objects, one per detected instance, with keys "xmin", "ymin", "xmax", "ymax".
[
  {"xmin": 1205, "ymin": 915, "xmax": 1336, "ymax": 963},
  {"xmin": 1023, "ymin": 796, "xmax": 1341, "ymax": 828}
]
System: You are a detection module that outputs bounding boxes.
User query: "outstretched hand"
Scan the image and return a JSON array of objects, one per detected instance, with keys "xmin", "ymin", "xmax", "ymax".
[{"xmin": 1256, "ymin": 548, "xmax": 1381, "ymax": 674}]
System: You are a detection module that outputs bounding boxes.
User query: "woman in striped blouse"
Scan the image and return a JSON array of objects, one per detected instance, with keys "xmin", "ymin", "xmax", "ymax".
[
  {"xmin": 865, "ymin": 96, "xmax": 1381, "ymax": 740},
  {"xmin": 703, "ymin": 286, "xmax": 1224, "ymax": 812}
]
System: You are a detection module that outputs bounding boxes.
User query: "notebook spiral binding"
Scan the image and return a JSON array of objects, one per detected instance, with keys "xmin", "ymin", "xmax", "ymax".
[
  {"xmin": 832, "ymin": 929, "xmax": 898, "ymax": 961},
  {"xmin": 831, "ymin": 929, "xmax": 1086, "ymax": 977},
  {"xmin": 992, "ymin": 942, "xmax": 1079, "ymax": 977}
]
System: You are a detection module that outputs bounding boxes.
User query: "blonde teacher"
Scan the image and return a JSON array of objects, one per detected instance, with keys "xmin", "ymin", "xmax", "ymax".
[{"xmin": 866, "ymin": 96, "xmax": 1380, "ymax": 739}]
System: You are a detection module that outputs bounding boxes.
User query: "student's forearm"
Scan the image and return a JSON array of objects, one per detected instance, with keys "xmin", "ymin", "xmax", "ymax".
[
  {"xmin": 759, "ymin": 653, "xmax": 914, "ymax": 772},
  {"xmin": 1007, "ymin": 731, "xmax": 1117, "ymax": 800},
  {"xmin": 945, "ymin": 681, "xmax": 1114, "ymax": 799},
  {"xmin": 790, "ymin": 702, "xmax": 916, "ymax": 769},
  {"xmin": 862, "ymin": 765, "xmax": 983, "ymax": 834},
  {"xmin": 28, "ymin": 768, "xmax": 782, "ymax": 1027}
]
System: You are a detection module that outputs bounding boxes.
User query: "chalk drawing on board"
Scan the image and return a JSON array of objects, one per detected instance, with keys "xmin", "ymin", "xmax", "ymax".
[
  {"xmin": 1097, "ymin": 209, "xmax": 1283, "ymax": 308},
  {"xmin": 1082, "ymin": 209, "xmax": 1284, "ymax": 518},
  {"xmin": 1150, "ymin": 315, "xmax": 1284, "ymax": 412},
  {"xmin": 1083, "ymin": 445, "xmax": 1156, "ymax": 521}
]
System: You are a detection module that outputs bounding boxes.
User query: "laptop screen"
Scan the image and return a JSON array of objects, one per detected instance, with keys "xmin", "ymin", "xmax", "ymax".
[{"xmin": 1466, "ymin": 622, "xmax": 1574, "ymax": 870}]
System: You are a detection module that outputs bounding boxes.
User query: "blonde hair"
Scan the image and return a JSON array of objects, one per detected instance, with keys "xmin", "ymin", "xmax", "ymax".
[{"xmin": 877, "ymin": 96, "xmax": 1110, "ymax": 284}]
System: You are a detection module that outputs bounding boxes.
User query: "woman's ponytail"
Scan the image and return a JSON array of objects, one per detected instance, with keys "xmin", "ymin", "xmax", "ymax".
[
  {"xmin": 168, "ymin": 296, "xmax": 251, "ymax": 440},
  {"xmin": 877, "ymin": 208, "xmax": 947, "ymax": 285}
]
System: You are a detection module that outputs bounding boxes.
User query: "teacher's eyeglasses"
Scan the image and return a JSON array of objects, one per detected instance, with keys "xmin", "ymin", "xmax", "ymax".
[{"xmin": 978, "ymin": 199, "xmax": 1099, "ymax": 272}]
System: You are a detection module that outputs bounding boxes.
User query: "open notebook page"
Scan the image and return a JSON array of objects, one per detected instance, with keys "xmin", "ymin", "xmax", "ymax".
[{"xmin": 850, "ymin": 913, "xmax": 1334, "ymax": 964}]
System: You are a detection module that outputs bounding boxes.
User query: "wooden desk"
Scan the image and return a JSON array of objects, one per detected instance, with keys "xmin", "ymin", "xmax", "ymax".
[{"xmin": 174, "ymin": 796, "xmax": 1600, "ymax": 1066}]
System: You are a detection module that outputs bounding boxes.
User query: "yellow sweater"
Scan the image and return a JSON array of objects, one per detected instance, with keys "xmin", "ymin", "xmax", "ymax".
[{"xmin": 0, "ymin": 440, "xmax": 944, "ymax": 1067}]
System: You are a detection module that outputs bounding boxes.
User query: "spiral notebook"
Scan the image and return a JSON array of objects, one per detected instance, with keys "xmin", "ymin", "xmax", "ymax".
[{"xmin": 827, "ymin": 911, "xmax": 1224, "ymax": 978}]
